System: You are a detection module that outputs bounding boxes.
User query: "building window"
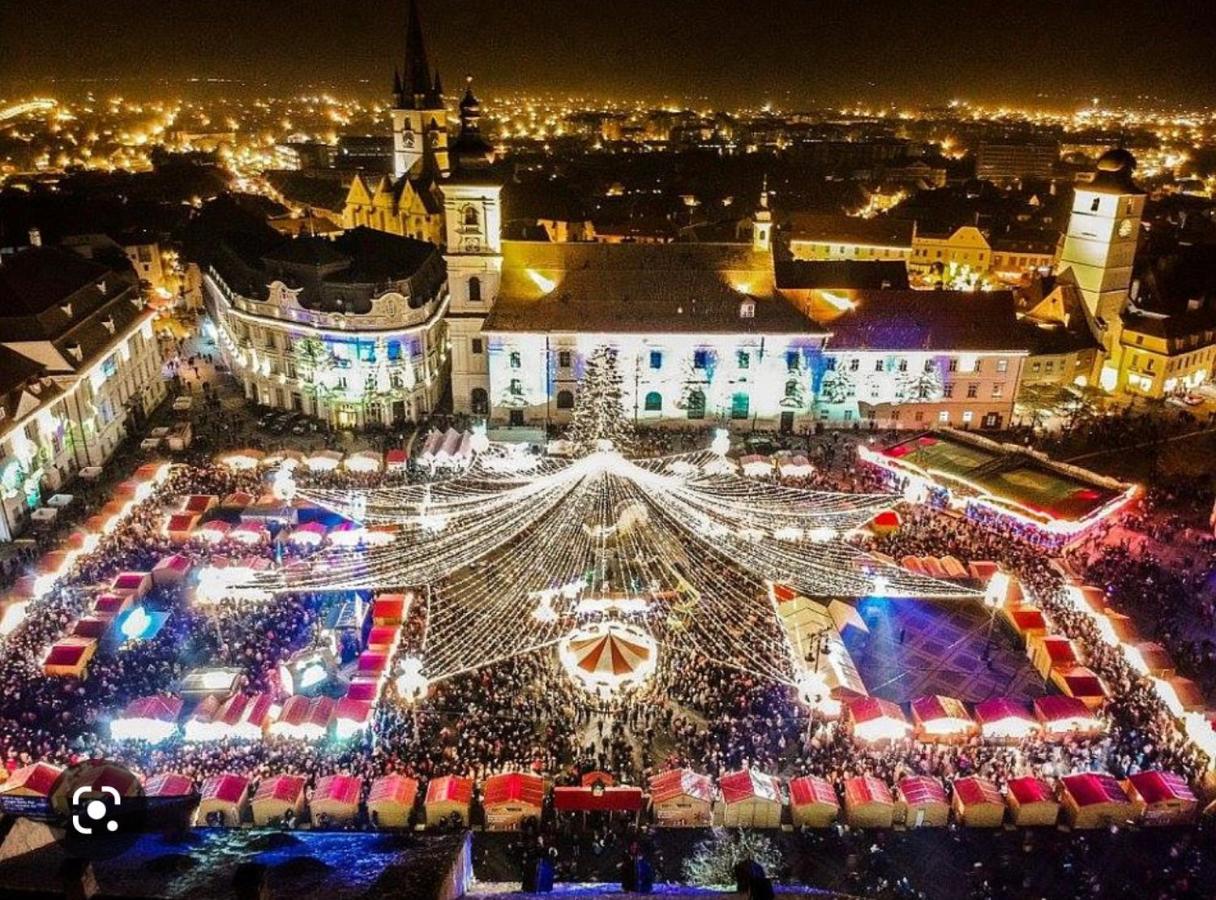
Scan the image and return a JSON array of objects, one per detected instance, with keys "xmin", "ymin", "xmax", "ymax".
[
  {"xmin": 996, "ymin": 359, "xmax": 1008, "ymax": 373},
  {"xmin": 471, "ymin": 338, "xmax": 484, "ymax": 355},
  {"xmin": 938, "ymin": 410, "xmax": 949, "ymax": 423},
  {"xmin": 948, "ymin": 359, "xmax": 958, "ymax": 372},
  {"xmin": 102, "ymin": 354, "xmax": 118, "ymax": 378},
  {"xmin": 962, "ymin": 410, "xmax": 974, "ymax": 424},
  {"xmin": 992, "ymin": 384, "xmax": 1004, "ymax": 398},
  {"xmin": 943, "ymin": 383, "xmax": 954, "ymax": 398},
  {"xmin": 471, "ymin": 387, "xmax": 488, "ymax": 414},
  {"xmin": 468, "ymin": 277, "xmax": 482, "ymax": 303},
  {"xmin": 644, "ymin": 391, "xmax": 662, "ymax": 412},
  {"xmin": 971, "ymin": 359, "xmax": 982, "ymax": 373},
  {"xmin": 848, "ymin": 358, "xmax": 859, "ymax": 371},
  {"xmin": 875, "ymin": 359, "xmax": 884, "ymax": 372},
  {"xmin": 509, "ymin": 378, "xmax": 522, "ymax": 395},
  {"xmin": 736, "ymin": 351, "xmax": 750, "ymax": 369},
  {"xmin": 966, "ymin": 383, "xmax": 978, "ymax": 398},
  {"xmin": 558, "ymin": 350, "xmax": 572, "ymax": 368},
  {"xmin": 687, "ymin": 390, "xmax": 705, "ymax": 419},
  {"xmin": 924, "ymin": 359, "xmax": 935, "ymax": 373},
  {"xmin": 730, "ymin": 393, "xmax": 750, "ymax": 419},
  {"xmin": 463, "ymin": 206, "xmax": 480, "ymax": 228},
  {"xmin": 1090, "ymin": 197, "xmax": 1100, "ymax": 212},
  {"xmin": 649, "ymin": 350, "xmax": 663, "ymax": 370},
  {"xmin": 387, "ymin": 340, "xmax": 402, "ymax": 361},
  {"xmin": 897, "ymin": 358, "xmax": 908, "ymax": 372},
  {"xmin": 694, "ymin": 350, "xmax": 709, "ymax": 369},
  {"xmin": 786, "ymin": 351, "xmax": 800, "ymax": 372},
  {"xmin": 556, "ymin": 390, "xmax": 574, "ymax": 409},
  {"xmin": 509, "ymin": 351, "xmax": 521, "ymax": 369}
]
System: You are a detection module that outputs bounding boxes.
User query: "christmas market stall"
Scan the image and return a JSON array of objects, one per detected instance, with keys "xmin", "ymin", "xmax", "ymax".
[
  {"xmin": 310, "ymin": 774, "xmax": 363, "ymax": 827},
  {"xmin": 197, "ymin": 773, "xmax": 250, "ymax": 826},
  {"xmin": 974, "ymin": 697, "xmax": 1040, "ymax": 741},
  {"xmin": 0, "ymin": 763, "xmax": 62, "ymax": 817},
  {"xmin": 425, "ymin": 775, "xmax": 474, "ymax": 826},
  {"xmin": 910, "ymin": 695, "xmax": 974, "ymax": 742},
  {"xmin": 42, "ymin": 638, "xmax": 96, "ymax": 677},
  {"xmin": 843, "ymin": 775, "xmax": 895, "ymax": 829},
  {"xmin": 788, "ymin": 775, "xmax": 840, "ymax": 828},
  {"xmin": 111, "ymin": 694, "xmax": 183, "ymax": 744},
  {"xmin": 649, "ymin": 769, "xmax": 713, "ymax": 827},
  {"xmin": 152, "ymin": 553, "xmax": 193, "ymax": 587},
  {"xmin": 368, "ymin": 774, "xmax": 419, "ymax": 828},
  {"xmin": 1005, "ymin": 776, "xmax": 1059, "ymax": 827},
  {"xmin": 481, "ymin": 772, "xmax": 546, "ymax": 831},
  {"xmin": 895, "ymin": 775, "xmax": 950, "ymax": 828},
  {"xmin": 251, "ymin": 774, "xmax": 307, "ymax": 826},
  {"xmin": 718, "ymin": 769, "xmax": 784, "ymax": 828},
  {"xmin": 950, "ymin": 776, "xmax": 1005, "ymax": 828},
  {"xmin": 1059, "ymin": 772, "xmax": 1138, "ymax": 830},
  {"xmin": 847, "ymin": 696, "xmax": 910, "ymax": 744},
  {"xmin": 1124, "ymin": 771, "xmax": 1198, "ymax": 826},
  {"xmin": 1034, "ymin": 695, "xmax": 1104, "ymax": 739}
]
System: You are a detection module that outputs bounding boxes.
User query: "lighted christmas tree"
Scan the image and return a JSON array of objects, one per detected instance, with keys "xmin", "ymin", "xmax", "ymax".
[{"xmin": 566, "ymin": 345, "xmax": 635, "ymax": 454}]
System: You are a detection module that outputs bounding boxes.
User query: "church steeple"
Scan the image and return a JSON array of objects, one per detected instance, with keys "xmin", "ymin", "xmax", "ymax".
[{"xmin": 400, "ymin": 0, "xmax": 437, "ymax": 109}]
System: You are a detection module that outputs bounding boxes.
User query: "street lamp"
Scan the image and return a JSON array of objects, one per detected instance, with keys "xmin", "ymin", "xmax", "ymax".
[{"xmin": 982, "ymin": 590, "xmax": 1000, "ymax": 661}]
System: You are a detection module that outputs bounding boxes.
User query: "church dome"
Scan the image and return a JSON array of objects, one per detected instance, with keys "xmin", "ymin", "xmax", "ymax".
[{"xmin": 1096, "ymin": 148, "xmax": 1136, "ymax": 173}]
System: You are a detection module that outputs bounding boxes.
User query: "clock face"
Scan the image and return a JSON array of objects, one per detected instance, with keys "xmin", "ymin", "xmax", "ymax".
[{"xmin": 1118, "ymin": 219, "xmax": 1134, "ymax": 239}]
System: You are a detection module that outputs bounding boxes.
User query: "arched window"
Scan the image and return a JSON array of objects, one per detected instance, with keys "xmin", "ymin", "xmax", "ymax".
[
  {"xmin": 471, "ymin": 387, "xmax": 489, "ymax": 415},
  {"xmin": 731, "ymin": 393, "xmax": 750, "ymax": 420},
  {"xmin": 468, "ymin": 277, "xmax": 482, "ymax": 303},
  {"xmin": 784, "ymin": 380, "xmax": 799, "ymax": 398},
  {"xmin": 687, "ymin": 390, "xmax": 705, "ymax": 420},
  {"xmin": 463, "ymin": 206, "xmax": 480, "ymax": 228},
  {"xmin": 556, "ymin": 390, "xmax": 574, "ymax": 410},
  {"xmin": 644, "ymin": 391, "xmax": 662, "ymax": 412}
]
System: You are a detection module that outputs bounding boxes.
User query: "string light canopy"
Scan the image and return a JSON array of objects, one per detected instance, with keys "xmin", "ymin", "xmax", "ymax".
[{"xmin": 243, "ymin": 445, "xmax": 975, "ymax": 693}]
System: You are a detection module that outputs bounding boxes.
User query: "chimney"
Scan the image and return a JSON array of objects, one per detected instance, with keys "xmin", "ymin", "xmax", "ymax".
[{"xmin": 29, "ymin": 227, "xmax": 42, "ymax": 247}]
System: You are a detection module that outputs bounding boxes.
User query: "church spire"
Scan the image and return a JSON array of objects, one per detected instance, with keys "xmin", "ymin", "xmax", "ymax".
[{"xmin": 401, "ymin": 0, "xmax": 434, "ymax": 109}]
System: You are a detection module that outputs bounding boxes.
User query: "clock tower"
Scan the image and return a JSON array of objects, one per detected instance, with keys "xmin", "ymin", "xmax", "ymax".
[
  {"xmin": 1057, "ymin": 148, "xmax": 1145, "ymax": 384},
  {"xmin": 390, "ymin": 0, "xmax": 449, "ymax": 180},
  {"xmin": 441, "ymin": 78, "xmax": 503, "ymax": 416}
]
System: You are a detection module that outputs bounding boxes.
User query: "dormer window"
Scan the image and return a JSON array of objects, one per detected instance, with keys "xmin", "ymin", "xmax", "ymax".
[
  {"xmin": 102, "ymin": 317, "xmax": 116, "ymax": 335},
  {"xmin": 60, "ymin": 303, "xmax": 72, "ymax": 318},
  {"xmin": 67, "ymin": 344, "xmax": 83, "ymax": 362},
  {"xmin": 97, "ymin": 280, "xmax": 107, "ymax": 294},
  {"xmin": 739, "ymin": 299, "xmax": 755, "ymax": 319}
]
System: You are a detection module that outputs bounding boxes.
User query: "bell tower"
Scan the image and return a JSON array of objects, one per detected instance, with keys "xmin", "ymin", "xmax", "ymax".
[
  {"xmin": 1057, "ymin": 148, "xmax": 1145, "ymax": 386},
  {"xmin": 390, "ymin": 0, "xmax": 449, "ymax": 180},
  {"xmin": 441, "ymin": 77, "xmax": 503, "ymax": 416},
  {"xmin": 752, "ymin": 176, "xmax": 773, "ymax": 253}
]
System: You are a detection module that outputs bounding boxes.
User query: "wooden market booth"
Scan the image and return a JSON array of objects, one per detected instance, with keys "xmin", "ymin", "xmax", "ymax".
[
  {"xmin": 1124, "ymin": 771, "xmax": 1198, "ymax": 826},
  {"xmin": 197, "ymin": 773, "xmax": 250, "ymax": 826},
  {"xmin": 1005, "ymin": 776, "xmax": 1059, "ymax": 827},
  {"xmin": 252, "ymin": 774, "xmax": 307, "ymax": 826},
  {"xmin": 788, "ymin": 775, "xmax": 839, "ymax": 828},
  {"xmin": 481, "ymin": 772, "xmax": 545, "ymax": 831},
  {"xmin": 718, "ymin": 769, "xmax": 784, "ymax": 828},
  {"xmin": 910, "ymin": 695, "xmax": 974, "ymax": 742},
  {"xmin": 649, "ymin": 769, "xmax": 713, "ymax": 827},
  {"xmin": 950, "ymin": 776, "xmax": 1005, "ymax": 828},
  {"xmin": 368, "ymin": 774, "xmax": 419, "ymax": 828},
  {"xmin": 1034, "ymin": 695, "xmax": 1104, "ymax": 739},
  {"xmin": 425, "ymin": 775, "xmax": 474, "ymax": 826},
  {"xmin": 896, "ymin": 775, "xmax": 950, "ymax": 828},
  {"xmin": 843, "ymin": 775, "xmax": 895, "ymax": 829},
  {"xmin": 1059, "ymin": 772, "xmax": 1138, "ymax": 830},
  {"xmin": 310, "ymin": 774, "xmax": 362, "ymax": 827}
]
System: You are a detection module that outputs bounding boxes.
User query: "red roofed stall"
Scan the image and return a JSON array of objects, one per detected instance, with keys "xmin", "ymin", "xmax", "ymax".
[
  {"xmin": 1125, "ymin": 771, "xmax": 1198, "ymax": 826},
  {"xmin": 197, "ymin": 773, "xmax": 250, "ymax": 826},
  {"xmin": 974, "ymin": 698, "xmax": 1040, "ymax": 741},
  {"xmin": 1060, "ymin": 772, "xmax": 1138, "ymax": 829},
  {"xmin": 843, "ymin": 775, "xmax": 894, "ymax": 829},
  {"xmin": 910, "ymin": 695, "xmax": 974, "ymax": 742},
  {"xmin": 847, "ymin": 696, "xmax": 910, "ymax": 744},
  {"xmin": 951, "ymin": 776, "xmax": 1004, "ymax": 828},
  {"xmin": 789, "ymin": 775, "xmax": 839, "ymax": 828},
  {"xmin": 718, "ymin": 770, "xmax": 784, "ymax": 828},
  {"xmin": 1006, "ymin": 776, "xmax": 1059, "ymax": 827},
  {"xmin": 1050, "ymin": 665, "xmax": 1109, "ymax": 709},
  {"xmin": 373, "ymin": 593, "xmax": 407, "ymax": 626},
  {"xmin": 310, "ymin": 774, "xmax": 362, "ymax": 827},
  {"xmin": 1034, "ymin": 695, "xmax": 1105, "ymax": 739},
  {"xmin": 553, "ymin": 784, "xmax": 644, "ymax": 820},
  {"xmin": 896, "ymin": 775, "xmax": 949, "ymax": 828},
  {"xmin": 425, "ymin": 775, "xmax": 474, "ymax": 826},
  {"xmin": 252, "ymin": 774, "xmax": 307, "ymax": 826},
  {"xmin": 649, "ymin": 769, "xmax": 713, "ymax": 827},
  {"xmin": 368, "ymin": 774, "xmax": 419, "ymax": 828},
  {"xmin": 482, "ymin": 772, "xmax": 545, "ymax": 831}
]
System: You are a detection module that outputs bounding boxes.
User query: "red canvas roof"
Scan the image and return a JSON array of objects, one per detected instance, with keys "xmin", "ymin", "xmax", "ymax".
[
  {"xmin": 952, "ymin": 776, "xmax": 1002, "ymax": 808},
  {"xmin": 1127, "ymin": 771, "xmax": 1195, "ymax": 805},
  {"xmin": 368, "ymin": 774, "xmax": 418, "ymax": 807},
  {"xmin": 719, "ymin": 770, "xmax": 782, "ymax": 806},
  {"xmin": 844, "ymin": 775, "xmax": 893, "ymax": 807},
  {"xmin": 144, "ymin": 773, "xmax": 195, "ymax": 798},
  {"xmin": 1062, "ymin": 772, "xmax": 1128, "ymax": 807},
  {"xmin": 1007, "ymin": 776, "xmax": 1054, "ymax": 805},
  {"xmin": 112, "ymin": 572, "xmax": 150, "ymax": 591},
  {"xmin": 201, "ymin": 773, "xmax": 249, "ymax": 804},
  {"xmin": 216, "ymin": 693, "xmax": 251, "ymax": 727},
  {"xmin": 313, "ymin": 774, "xmax": 361, "ymax": 807},
  {"xmin": 483, "ymin": 772, "xmax": 545, "ymax": 809},
  {"xmin": 344, "ymin": 681, "xmax": 378, "ymax": 702},
  {"xmin": 373, "ymin": 595, "xmax": 406, "ymax": 619},
  {"xmin": 1034, "ymin": 695, "xmax": 1095, "ymax": 724},
  {"xmin": 184, "ymin": 495, "xmax": 218, "ymax": 513},
  {"xmin": 72, "ymin": 617, "xmax": 109, "ymax": 640},
  {"xmin": 772, "ymin": 583, "xmax": 797, "ymax": 604},
  {"xmin": 974, "ymin": 697, "xmax": 1035, "ymax": 724},
  {"xmin": 1009, "ymin": 607, "xmax": 1048, "ymax": 631},
  {"xmin": 425, "ymin": 776, "xmax": 473, "ymax": 805},
  {"xmin": 649, "ymin": 769, "xmax": 713, "ymax": 805},
  {"xmin": 92, "ymin": 594, "xmax": 127, "ymax": 616},
  {"xmin": 44, "ymin": 641, "xmax": 90, "ymax": 666},
  {"xmin": 357, "ymin": 652, "xmax": 388, "ymax": 674},
  {"xmin": 847, "ymin": 696, "xmax": 906, "ymax": 726},
  {"xmin": 367, "ymin": 626, "xmax": 400, "ymax": 648},
  {"xmin": 255, "ymin": 775, "xmax": 306, "ymax": 804},
  {"xmin": 3, "ymin": 762, "xmax": 63, "ymax": 796},
  {"xmin": 122, "ymin": 694, "xmax": 183, "ymax": 722},
  {"xmin": 553, "ymin": 785, "xmax": 643, "ymax": 812},
  {"xmin": 1041, "ymin": 636, "xmax": 1079, "ymax": 664},
  {"xmin": 334, "ymin": 697, "xmax": 372, "ymax": 723},
  {"xmin": 789, "ymin": 775, "xmax": 838, "ymax": 808},
  {"xmin": 910, "ymin": 695, "xmax": 970, "ymax": 724},
  {"xmin": 276, "ymin": 695, "xmax": 311, "ymax": 727},
  {"xmin": 306, "ymin": 696, "xmax": 336, "ymax": 728},
  {"xmin": 1057, "ymin": 666, "xmax": 1106, "ymax": 698},
  {"xmin": 898, "ymin": 776, "xmax": 947, "ymax": 807}
]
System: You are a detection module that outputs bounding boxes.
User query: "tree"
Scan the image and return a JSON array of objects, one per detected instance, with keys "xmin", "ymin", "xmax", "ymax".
[
  {"xmin": 566, "ymin": 345, "xmax": 635, "ymax": 454},
  {"xmin": 816, "ymin": 367, "xmax": 852, "ymax": 405},
  {"xmin": 683, "ymin": 830, "xmax": 784, "ymax": 888}
]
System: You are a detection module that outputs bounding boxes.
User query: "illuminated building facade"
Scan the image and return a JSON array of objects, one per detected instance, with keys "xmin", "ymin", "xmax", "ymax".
[
  {"xmin": 0, "ymin": 247, "xmax": 166, "ymax": 540},
  {"xmin": 909, "ymin": 226, "xmax": 993, "ymax": 284},
  {"xmin": 786, "ymin": 214, "xmax": 914, "ymax": 263},
  {"xmin": 203, "ymin": 228, "xmax": 449, "ymax": 429}
]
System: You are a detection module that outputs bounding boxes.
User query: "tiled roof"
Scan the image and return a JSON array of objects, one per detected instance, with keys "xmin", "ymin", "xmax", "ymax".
[
  {"xmin": 815, "ymin": 289, "xmax": 1028, "ymax": 352},
  {"xmin": 775, "ymin": 260, "xmax": 909, "ymax": 291}
]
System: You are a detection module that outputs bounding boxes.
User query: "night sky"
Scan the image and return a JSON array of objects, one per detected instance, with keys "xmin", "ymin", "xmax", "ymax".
[{"xmin": 2, "ymin": 0, "xmax": 1215, "ymax": 107}]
